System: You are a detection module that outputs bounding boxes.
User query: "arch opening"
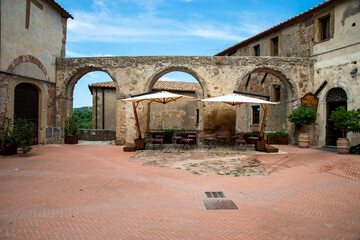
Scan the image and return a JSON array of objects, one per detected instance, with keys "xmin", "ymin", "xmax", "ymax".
[
  {"xmin": 236, "ymin": 68, "xmax": 294, "ymax": 134},
  {"xmin": 147, "ymin": 71, "xmax": 203, "ymax": 131},
  {"xmin": 63, "ymin": 68, "xmax": 118, "ymax": 142}
]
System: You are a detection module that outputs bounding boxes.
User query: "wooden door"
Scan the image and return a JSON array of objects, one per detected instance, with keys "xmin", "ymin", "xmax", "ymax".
[
  {"xmin": 325, "ymin": 88, "xmax": 347, "ymax": 146},
  {"xmin": 14, "ymin": 83, "xmax": 39, "ymax": 140}
]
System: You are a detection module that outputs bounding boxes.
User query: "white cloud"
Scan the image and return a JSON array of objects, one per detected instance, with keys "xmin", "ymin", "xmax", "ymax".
[
  {"xmin": 66, "ymin": 49, "xmax": 114, "ymax": 58},
  {"xmin": 65, "ymin": 1, "xmax": 258, "ymax": 45}
]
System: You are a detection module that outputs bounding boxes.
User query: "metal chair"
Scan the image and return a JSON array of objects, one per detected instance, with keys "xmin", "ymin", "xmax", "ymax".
[
  {"xmin": 152, "ymin": 135, "xmax": 164, "ymax": 149},
  {"xmin": 235, "ymin": 133, "xmax": 247, "ymax": 150}
]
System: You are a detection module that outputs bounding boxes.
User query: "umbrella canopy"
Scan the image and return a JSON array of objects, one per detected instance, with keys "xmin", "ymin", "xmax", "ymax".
[
  {"xmin": 202, "ymin": 93, "xmax": 277, "ymax": 106},
  {"xmin": 123, "ymin": 91, "xmax": 199, "ymax": 104},
  {"xmin": 202, "ymin": 93, "xmax": 278, "ymax": 139},
  {"xmin": 123, "ymin": 90, "xmax": 199, "ymax": 140}
]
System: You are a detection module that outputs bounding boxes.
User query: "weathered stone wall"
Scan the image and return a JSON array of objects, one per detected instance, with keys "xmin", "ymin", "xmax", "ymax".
[
  {"xmin": 236, "ymin": 72, "xmax": 289, "ymax": 136},
  {"xmin": 56, "ymin": 56, "xmax": 313, "ymax": 144},
  {"xmin": 313, "ymin": 0, "xmax": 360, "ymax": 146},
  {"xmin": 219, "ymin": 0, "xmax": 360, "ymax": 146},
  {"xmin": 232, "ymin": 20, "xmax": 314, "ymax": 58},
  {"xmin": 0, "ymin": 0, "xmax": 68, "ymax": 144},
  {"xmin": 79, "ymin": 129, "xmax": 116, "ymax": 141},
  {"xmin": 91, "ymin": 87, "xmax": 117, "ymax": 130},
  {"xmin": 1, "ymin": 0, "xmax": 67, "ymax": 79}
]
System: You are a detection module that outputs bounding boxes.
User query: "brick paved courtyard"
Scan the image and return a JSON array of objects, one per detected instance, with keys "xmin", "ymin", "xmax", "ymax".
[{"xmin": 0, "ymin": 144, "xmax": 359, "ymax": 239}]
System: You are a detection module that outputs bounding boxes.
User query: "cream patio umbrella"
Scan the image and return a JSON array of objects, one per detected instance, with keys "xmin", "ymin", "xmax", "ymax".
[
  {"xmin": 202, "ymin": 91, "xmax": 278, "ymax": 138},
  {"xmin": 123, "ymin": 90, "xmax": 199, "ymax": 140}
]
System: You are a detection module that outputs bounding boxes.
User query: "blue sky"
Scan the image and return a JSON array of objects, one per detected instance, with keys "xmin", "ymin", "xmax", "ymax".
[{"xmin": 56, "ymin": 0, "xmax": 324, "ymax": 107}]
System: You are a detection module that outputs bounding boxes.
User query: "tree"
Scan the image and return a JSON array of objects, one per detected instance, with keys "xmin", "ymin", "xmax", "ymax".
[{"xmin": 329, "ymin": 106, "xmax": 360, "ymax": 138}]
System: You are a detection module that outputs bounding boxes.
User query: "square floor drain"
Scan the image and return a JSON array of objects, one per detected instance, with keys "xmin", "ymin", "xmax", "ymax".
[
  {"xmin": 203, "ymin": 199, "xmax": 238, "ymax": 210},
  {"xmin": 205, "ymin": 191, "xmax": 225, "ymax": 198}
]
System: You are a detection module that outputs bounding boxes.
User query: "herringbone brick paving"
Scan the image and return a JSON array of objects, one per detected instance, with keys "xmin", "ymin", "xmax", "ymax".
[{"xmin": 0, "ymin": 144, "xmax": 359, "ymax": 239}]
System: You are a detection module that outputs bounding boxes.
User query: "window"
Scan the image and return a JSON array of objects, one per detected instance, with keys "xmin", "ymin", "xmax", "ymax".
[
  {"xmin": 196, "ymin": 109, "xmax": 200, "ymax": 125},
  {"xmin": 253, "ymin": 45, "xmax": 260, "ymax": 56},
  {"xmin": 320, "ymin": 15, "xmax": 331, "ymax": 41},
  {"xmin": 252, "ymin": 106, "xmax": 260, "ymax": 125},
  {"xmin": 270, "ymin": 37, "xmax": 279, "ymax": 56},
  {"xmin": 273, "ymin": 85, "xmax": 281, "ymax": 102}
]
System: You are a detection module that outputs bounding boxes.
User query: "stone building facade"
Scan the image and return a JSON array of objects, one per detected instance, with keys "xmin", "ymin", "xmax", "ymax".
[
  {"xmin": 0, "ymin": 0, "xmax": 72, "ymax": 144},
  {"xmin": 217, "ymin": 0, "xmax": 360, "ymax": 146},
  {"xmin": 1, "ymin": 0, "xmax": 358, "ymax": 147},
  {"xmin": 89, "ymin": 80, "xmax": 203, "ymax": 132}
]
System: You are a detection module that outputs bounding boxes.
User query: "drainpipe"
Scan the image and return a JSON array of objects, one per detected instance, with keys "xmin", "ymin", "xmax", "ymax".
[
  {"xmin": 95, "ymin": 88, "xmax": 98, "ymax": 129},
  {"xmin": 102, "ymin": 88, "xmax": 105, "ymax": 129}
]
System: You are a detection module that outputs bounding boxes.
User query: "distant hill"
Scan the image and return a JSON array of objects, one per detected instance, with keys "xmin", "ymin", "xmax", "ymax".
[
  {"xmin": 74, "ymin": 106, "xmax": 92, "ymax": 112},
  {"xmin": 73, "ymin": 107, "xmax": 92, "ymax": 129}
]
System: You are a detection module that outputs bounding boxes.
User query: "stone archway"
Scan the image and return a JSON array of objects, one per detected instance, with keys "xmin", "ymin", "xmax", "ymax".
[
  {"xmin": 56, "ymin": 56, "xmax": 313, "ymax": 143},
  {"xmin": 235, "ymin": 66, "xmax": 298, "ymax": 136},
  {"xmin": 3, "ymin": 55, "xmax": 51, "ymax": 144},
  {"xmin": 57, "ymin": 66, "xmax": 119, "ymax": 141},
  {"xmin": 141, "ymin": 67, "xmax": 206, "ymax": 136}
]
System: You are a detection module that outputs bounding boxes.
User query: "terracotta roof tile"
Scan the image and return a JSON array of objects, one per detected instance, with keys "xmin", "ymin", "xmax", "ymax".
[
  {"xmin": 153, "ymin": 81, "xmax": 202, "ymax": 94},
  {"xmin": 89, "ymin": 81, "xmax": 115, "ymax": 88}
]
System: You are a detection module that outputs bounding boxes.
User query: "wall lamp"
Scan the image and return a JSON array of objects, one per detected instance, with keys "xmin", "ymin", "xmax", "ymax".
[{"xmin": 350, "ymin": 68, "xmax": 358, "ymax": 78}]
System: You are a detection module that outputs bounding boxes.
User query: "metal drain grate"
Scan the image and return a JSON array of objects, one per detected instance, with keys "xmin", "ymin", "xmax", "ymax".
[
  {"xmin": 203, "ymin": 199, "xmax": 238, "ymax": 210},
  {"xmin": 205, "ymin": 191, "xmax": 225, "ymax": 198}
]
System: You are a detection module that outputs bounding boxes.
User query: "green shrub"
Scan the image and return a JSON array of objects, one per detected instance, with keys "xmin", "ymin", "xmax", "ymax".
[
  {"xmin": 267, "ymin": 131, "xmax": 289, "ymax": 141},
  {"xmin": 329, "ymin": 106, "xmax": 360, "ymax": 138},
  {"xmin": 246, "ymin": 131, "xmax": 260, "ymax": 137},
  {"xmin": 287, "ymin": 104, "xmax": 316, "ymax": 130}
]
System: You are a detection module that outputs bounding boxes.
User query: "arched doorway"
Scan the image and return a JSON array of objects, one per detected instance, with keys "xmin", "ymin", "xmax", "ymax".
[
  {"xmin": 326, "ymin": 88, "xmax": 347, "ymax": 146},
  {"xmin": 14, "ymin": 83, "xmax": 39, "ymax": 138}
]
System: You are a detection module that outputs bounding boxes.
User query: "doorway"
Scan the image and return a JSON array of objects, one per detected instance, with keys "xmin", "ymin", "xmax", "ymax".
[
  {"xmin": 326, "ymin": 88, "xmax": 347, "ymax": 146},
  {"xmin": 14, "ymin": 83, "xmax": 39, "ymax": 139}
]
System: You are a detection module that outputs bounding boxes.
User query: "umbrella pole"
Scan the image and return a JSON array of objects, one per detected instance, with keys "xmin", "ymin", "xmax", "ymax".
[
  {"xmin": 132, "ymin": 102, "xmax": 142, "ymax": 139},
  {"xmin": 259, "ymin": 103, "xmax": 269, "ymax": 139}
]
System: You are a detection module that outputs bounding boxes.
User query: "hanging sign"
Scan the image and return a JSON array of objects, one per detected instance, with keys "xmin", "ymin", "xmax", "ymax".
[{"xmin": 301, "ymin": 93, "xmax": 318, "ymax": 109}]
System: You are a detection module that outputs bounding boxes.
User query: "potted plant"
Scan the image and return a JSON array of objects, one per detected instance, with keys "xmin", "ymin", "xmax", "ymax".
[
  {"xmin": 64, "ymin": 117, "xmax": 80, "ymax": 144},
  {"xmin": 329, "ymin": 106, "xmax": 360, "ymax": 154},
  {"xmin": 287, "ymin": 104, "xmax": 316, "ymax": 148},
  {"xmin": 267, "ymin": 131, "xmax": 289, "ymax": 145},
  {"xmin": 0, "ymin": 117, "xmax": 37, "ymax": 155},
  {"xmin": 0, "ymin": 118, "xmax": 17, "ymax": 155}
]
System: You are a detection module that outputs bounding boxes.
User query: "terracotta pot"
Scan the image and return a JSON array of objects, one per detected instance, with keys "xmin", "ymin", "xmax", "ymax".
[
  {"xmin": 65, "ymin": 135, "xmax": 78, "ymax": 144},
  {"xmin": 337, "ymin": 138, "xmax": 350, "ymax": 155},
  {"xmin": 298, "ymin": 133, "xmax": 310, "ymax": 148},
  {"xmin": 0, "ymin": 143, "xmax": 18, "ymax": 155}
]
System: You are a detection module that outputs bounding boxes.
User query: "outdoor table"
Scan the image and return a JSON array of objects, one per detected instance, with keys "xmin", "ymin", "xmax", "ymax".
[
  {"xmin": 172, "ymin": 136, "xmax": 183, "ymax": 149},
  {"xmin": 181, "ymin": 138, "xmax": 194, "ymax": 149},
  {"xmin": 216, "ymin": 135, "xmax": 227, "ymax": 145},
  {"xmin": 183, "ymin": 132, "xmax": 198, "ymax": 145},
  {"xmin": 204, "ymin": 137, "xmax": 216, "ymax": 149},
  {"xmin": 247, "ymin": 136, "xmax": 259, "ymax": 145}
]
